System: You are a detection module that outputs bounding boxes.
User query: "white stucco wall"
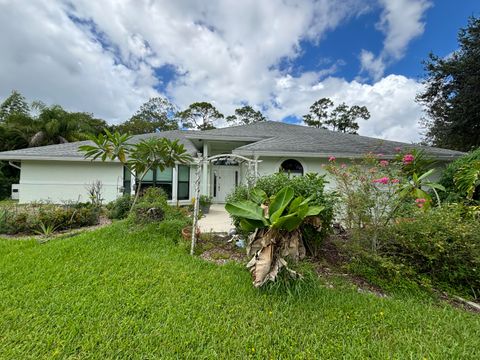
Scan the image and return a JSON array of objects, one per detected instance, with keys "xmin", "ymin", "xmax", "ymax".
[
  {"xmin": 253, "ymin": 156, "xmax": 449, "ymax": 191},
  {"xmin": 18, "ymin": 160, "xmax": 124, "ymax": 204},
  {"xmin": 255, "ymin": 156, "xmax": 338, "ymax": 190}
]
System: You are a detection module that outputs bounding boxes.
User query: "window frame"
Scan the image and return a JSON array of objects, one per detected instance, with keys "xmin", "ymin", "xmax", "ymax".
[{"xmin": 177, "ymin": 165, "xmax": 190, "ymax": 200}]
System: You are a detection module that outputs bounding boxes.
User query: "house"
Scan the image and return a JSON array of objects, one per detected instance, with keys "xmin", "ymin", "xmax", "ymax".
[{"xmin": 0, "ymin": 121, "xmax": 464, "ymax": 204}]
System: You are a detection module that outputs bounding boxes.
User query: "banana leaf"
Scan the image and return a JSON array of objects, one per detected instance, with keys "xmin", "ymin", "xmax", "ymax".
[
  {"xmin": 225, "ymin": 200, "xmax": 267, "ymax": 223},
  {"xmin": 250, "ymin": 188, "xmax": 268, "ymax": 205},
  {"xmin": 269, "ymin": 186, "xmax": 294, "ymax": 223}
]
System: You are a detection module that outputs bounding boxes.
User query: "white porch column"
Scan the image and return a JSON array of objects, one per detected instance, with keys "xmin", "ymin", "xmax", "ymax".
[
  {"xmin": 201, "ymin": 142, "xmax": 209, "ymax": 196},
  {"xmin": 130, "ymin": 170, "xmax": 136, "ymax": 196},
  {"xmin": 171, "ymin": 165, "xmax": 178, "ymax": 203}
]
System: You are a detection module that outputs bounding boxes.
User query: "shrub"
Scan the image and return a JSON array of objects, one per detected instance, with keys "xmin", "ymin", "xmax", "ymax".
[
  {"xmin": 128, "ymin": 187, "xmax": 168, "ymax": 224},
  {"xmin": 351, "ymin": 205, "xmax": 480, "ymax": 297},
  {"xmin": 107, "ymin": 195, "xmax": 133, "ymax": 220},
  {"xmin": 439, "ymin": 147, "xmax": 480, "ymax": 202},
  {"xmin": 0, "ymin": 203, "xmax": 99, "ymax": 235},
  {"xmin": 226, "ymin": 172, "xmax": 335, "ymax": 245},
  {"xmin": 157, "ymin": 218, "xmax": 190, "ymax": 243}
]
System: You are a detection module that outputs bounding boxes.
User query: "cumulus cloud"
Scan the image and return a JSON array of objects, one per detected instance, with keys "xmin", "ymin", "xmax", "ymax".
[
  {"xmin": 0, "ymin": 1, "xmax": 158, "ymax": 123},
  {"xmin": 360, "ymin": 0, "xmax": 431, "ymax": 80},
  {"xmin": 269, "ymin": 73, "xmax": 424, "ymax": 143},
  {"xmin": 0, "ymin": 0, "xmax": 426, "ymax": 142}
]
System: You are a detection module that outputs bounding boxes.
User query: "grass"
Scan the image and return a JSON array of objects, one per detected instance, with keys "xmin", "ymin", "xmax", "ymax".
[{"xmin": 0, "ymin": 222, "xmax": 479, "ymax": 359}]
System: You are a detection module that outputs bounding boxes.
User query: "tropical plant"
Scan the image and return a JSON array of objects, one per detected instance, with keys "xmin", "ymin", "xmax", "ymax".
[
  {"xmin": 225, "ymin": 186, "xmax": 324, "ymax": 287},
  {"xmin": 454, "ymin": 160, "xmax": 480, "ymax": 200},
  {"xmin": 397, "ymin": 168, "xmax": 446, "ymax": 209},
  {"xmin": 226, "ymin": 172, "xmax": 335, "ymax": 243},
  {"xmin": 439, "ymin": 147, "xmax": 480, "ymax": 202},
  {"xmin": 35, "ymin": 221, "xmax": 59, "ymax": 238},
  {"xmin": 79, "ymin": 130, "xmax": 192, "ymax": 210}
]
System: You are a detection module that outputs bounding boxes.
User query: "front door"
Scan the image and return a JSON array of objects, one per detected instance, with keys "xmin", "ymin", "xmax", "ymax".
[{"xmin": 212, "ymin": 166, "xmax": 239, "ymax": 203}]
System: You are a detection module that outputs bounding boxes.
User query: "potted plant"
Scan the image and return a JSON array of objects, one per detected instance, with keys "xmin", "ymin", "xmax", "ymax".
[{"xmin": 199, "ymin": 195, "xmax": 213, "ymax": 214}]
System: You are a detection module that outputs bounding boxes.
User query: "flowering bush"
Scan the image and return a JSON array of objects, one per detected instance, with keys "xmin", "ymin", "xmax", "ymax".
[{"xmin": 325, "ymin": 152, "xmax": 445, "ymax": 251}]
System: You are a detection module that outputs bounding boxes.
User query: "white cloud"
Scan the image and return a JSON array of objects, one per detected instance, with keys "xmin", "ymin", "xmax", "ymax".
[
  {"xmin": 0, "ymin": 1, "xmax": 158, "ymax": 123},
  {"xmin": 360, "ymin": 0, "xmax": 431, "ymax": 80},
  {"xmin": 0, "ymin": 0, "xmax": 425, "ymax": 143},
  {"xmin": 268, "ymin": 73, "xmax": 424, "ymax": 143}
]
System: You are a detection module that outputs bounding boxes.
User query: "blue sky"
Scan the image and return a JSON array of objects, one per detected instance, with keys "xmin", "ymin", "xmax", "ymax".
[{"xmin": 0, "ymin": 0, "xmax": 478, "ymax": 142}]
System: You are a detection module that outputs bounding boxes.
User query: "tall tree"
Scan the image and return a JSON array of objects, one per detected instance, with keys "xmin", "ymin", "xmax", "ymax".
[
  {"xmin": 303, "ymin": 98, "xmax": 369, "ymax": 134},
  {"xmin": 117, "ymin": 97, "xmax": 179, "ymax": 134},
  {"xmin": 226, "ymin": 105, "xmax": 267, "ymax": 126},
  {"xmin": 416, "ymin": 16, "xmax": 480, "ymax": 151},
  {"xmin": 177, "ymin": 102, "xmax": 223, "ymax": 130},
  {"xmin": 302, "ymin": 98, "xmax": 333, "ymax": 128},
  {"xmin": 0, "ymin": 90, "xmax": 30, "ymax": 122}
]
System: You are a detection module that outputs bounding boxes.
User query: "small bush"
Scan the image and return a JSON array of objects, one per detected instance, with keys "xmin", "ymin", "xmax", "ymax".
[
  {"xmin": 107, "ymin": 195, "xmax": 132, "ymax": 220},
  {"xmin": 349, "ymin": 205, "xmax": 480, "ymax": 297},
  {"xmin": 129, "ymin": 187, "xmax": 168, "ymax": 224},
  {"xmin": 157, "ymin": 219, "xmax": 190, "ymax": 243}
]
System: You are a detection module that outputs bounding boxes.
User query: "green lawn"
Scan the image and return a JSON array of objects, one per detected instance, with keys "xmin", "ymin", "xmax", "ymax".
[{"xmin": 1, "ymin": 222, "xmax": 479, "ymax": 359}]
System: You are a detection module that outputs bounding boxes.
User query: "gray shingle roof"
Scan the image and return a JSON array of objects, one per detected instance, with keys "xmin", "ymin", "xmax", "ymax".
[
  {"xmin": 0, "ymin": 130, "xmax": 198, "ymax": 161},
  {"xmin": 188, "ymin": 121, "xmax": 464, "ymax": 159},
  {"xmin": 0, "ymin": 121, "xmax": 464, "ymax": 161}
]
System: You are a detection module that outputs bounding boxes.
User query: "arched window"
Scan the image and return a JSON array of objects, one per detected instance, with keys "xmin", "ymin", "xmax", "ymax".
[{"xmin": 280, "ymin": 159, "xmax": 303, "ymax": 176}]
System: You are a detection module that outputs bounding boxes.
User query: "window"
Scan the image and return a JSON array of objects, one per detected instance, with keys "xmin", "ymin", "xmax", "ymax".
[
  {"xmin": 177, "ymin": 165, "xmax": 190, "ymax": 200},
  {"xmin": 138, "ymin": 167, "xmax": 173, "ymax": 199},
  {"xmin": 156, "ymin": 167, "xmax": 173, "ymax": 199},
  {"xmin": 280, "ymin": 159, "xmax": 303, "ymax": 176},
  {"xmin": 123, "ymin": 166, "xmax": 131, "ymax": 195}
]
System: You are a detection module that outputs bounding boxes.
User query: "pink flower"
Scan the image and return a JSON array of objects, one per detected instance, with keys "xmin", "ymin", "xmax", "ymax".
[
  {"xmin": 403, "ymin": 154, "xmax": 415, "ymax": 164},
  {"xmin": 395, "ymin": 147, "xmax": 402, "ymax": 152},
  {"xmin": 377, "ymin": 153, "xmax": 384, "ymax": 157},
  {"xmin": 379, "ymin": 160, "xmax": 389, "ymax": 167},
  {"xmin": 391, "ymin": 178, "xmax": 400, "ymax": 184},
  {"xmin": 328, "ymin": 156, "xmax": 336, "ymax": 162},
  {"xmin": 373, "ymin": 177, "xmax": 389, "ymax": 185},
  {"xmin": 341, "ymin": 163, "xmax": 347, "ymax": 169},
  {"xmin": 415, "ymin": 198, "xmax": 427, "ymax": 208}
]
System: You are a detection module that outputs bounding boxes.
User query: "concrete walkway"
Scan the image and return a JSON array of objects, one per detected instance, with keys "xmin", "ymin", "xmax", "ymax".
[{"xmin": 198, "ymin": 204, "xmax": 233, "ymax": 233}]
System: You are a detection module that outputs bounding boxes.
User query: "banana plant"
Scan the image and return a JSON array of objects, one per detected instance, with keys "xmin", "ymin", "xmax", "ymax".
[
  {"xmin": 226, "ymin": 187, "xmax": 324, "ymax": 232},
  {"xmin": 225, "ymin": 186, "xmax": 324, "ymax": 287}
]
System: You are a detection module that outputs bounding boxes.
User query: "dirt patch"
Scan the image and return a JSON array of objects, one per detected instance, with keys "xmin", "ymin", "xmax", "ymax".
[
  {"xmin": 197, "ymin": 233, "xmax": 247, "ymax": 265},
  {"xmin": 436, "ymin": 292, "xmax": 480, "ymax": 314}
]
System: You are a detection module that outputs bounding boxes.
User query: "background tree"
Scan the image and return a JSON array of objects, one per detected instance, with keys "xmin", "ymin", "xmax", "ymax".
[
  {"xmin": 177, "ymin": 102, "xmax": 223, "ymax": 130},
  {"xmin": 116, "ymin": 97, "xmax": 179, "ymax": 135},
  {"xmin": 325, "ymin": 103, "xmax": 370, "ymax": 134},
  {"xmin": 226, "ymin": 105, "xmax": 267, "ymax": 126},
  {"xmin": 0, "ymin": 90, "xmax": 108, "ymax": 199},
  {"xmin": 0, "ymin": 90, "xmax": 30, "ymax": 122},
  {"xmin": 416, "ymin": 16, "xmax": 480, "ymax": 151},
  {"xmin": 303, "ymin": 98, "xmax": 369, "ymax": 134},
  {"xmin": 302, "ymin": 98, "xmax": 333, "ymax": 128}
]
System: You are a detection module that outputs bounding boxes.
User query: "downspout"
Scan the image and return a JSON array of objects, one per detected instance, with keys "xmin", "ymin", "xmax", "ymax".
[{"xmin": 8, "ymin": 161, "xmax": 21, "ymax": 170}]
